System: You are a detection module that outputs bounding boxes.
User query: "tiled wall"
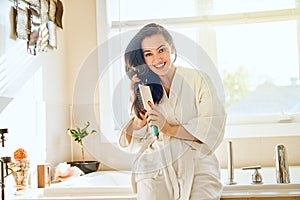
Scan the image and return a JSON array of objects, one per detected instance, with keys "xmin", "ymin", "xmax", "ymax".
[{"xmin": 216, "ymin": 136, "xmax": 300, "ymax": 168}]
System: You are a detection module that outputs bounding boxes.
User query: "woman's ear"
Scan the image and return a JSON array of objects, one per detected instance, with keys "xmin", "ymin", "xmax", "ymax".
[
  {"xmin": 170, "ymin": 43, "xmax": 175, "ymax": 54},
  {"xmin": 170, "ymin": 43, "xmax": 177, "ymax": 63}
]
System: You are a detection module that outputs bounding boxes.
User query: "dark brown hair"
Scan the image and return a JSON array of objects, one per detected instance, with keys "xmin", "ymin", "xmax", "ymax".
[{"xmin": 125, "ymin": 23, "xmax": 176, "ymax": 119}]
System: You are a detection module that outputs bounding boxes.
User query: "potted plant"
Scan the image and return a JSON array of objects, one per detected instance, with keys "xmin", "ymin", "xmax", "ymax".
[{"xmin": 67, "ymin": 121, "xmax": 100, "ymax": 174}]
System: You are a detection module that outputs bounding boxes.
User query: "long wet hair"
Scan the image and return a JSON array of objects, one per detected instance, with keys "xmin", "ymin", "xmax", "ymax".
[{"xmin": 125, "ymin": 23, "xmax": 177, "ymax": 119}]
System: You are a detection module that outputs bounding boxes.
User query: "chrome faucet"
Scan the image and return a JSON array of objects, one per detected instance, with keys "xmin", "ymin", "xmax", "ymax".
[
  {"xmin": 226, "ymin": 141, "xmax": 236, "ymax": 185},
  {"xmin": 242, "ymin": 165, "xmax": 263, "ymax": 184},
  {"xmin": 275, "ymin": 144, "xmax": 290, "ymax": 183}
]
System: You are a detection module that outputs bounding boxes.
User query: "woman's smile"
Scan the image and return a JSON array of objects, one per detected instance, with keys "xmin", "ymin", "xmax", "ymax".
[{"xmin": 154, "ymin": 62, "xmax": 166, "ymax": 69}]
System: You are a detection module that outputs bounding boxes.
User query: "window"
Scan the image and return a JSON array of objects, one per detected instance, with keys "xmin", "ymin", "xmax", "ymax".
[
  {"xmin": 216, "ymin": 21, "xmax": 299, "ymax": 116},
  {"xmin": 98, "ymin": 0, "xmax": 300, "ymax": 140},
  {"xmin": 107, "ymin": 0, "xmax": 198, "ymax": 21}
]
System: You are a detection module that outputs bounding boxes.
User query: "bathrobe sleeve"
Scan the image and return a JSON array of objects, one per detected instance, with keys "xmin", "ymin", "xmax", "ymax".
[
  {"xmin": 181, "ymin": 70, "xmax": 227, "ymax": 154},
  {"xmin": 118, "ymin": 115, "xmax": 151, "ymax": 153}
]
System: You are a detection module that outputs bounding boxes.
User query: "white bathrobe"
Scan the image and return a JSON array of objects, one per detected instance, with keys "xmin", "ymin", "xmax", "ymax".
[{"xmin": 119, "ymin": 66, "xmax": 226, "ymax": 200}]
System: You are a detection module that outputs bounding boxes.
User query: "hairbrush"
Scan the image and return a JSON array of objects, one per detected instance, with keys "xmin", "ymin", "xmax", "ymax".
[{"xmin": 138, "ymin": 84, "xmax": 159, "ymax": 139}]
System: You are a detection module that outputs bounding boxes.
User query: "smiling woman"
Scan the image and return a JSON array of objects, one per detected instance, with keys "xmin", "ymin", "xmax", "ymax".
[{"xmin": 116, "ymin": 22, "xmax": 226, "ymax": 200}]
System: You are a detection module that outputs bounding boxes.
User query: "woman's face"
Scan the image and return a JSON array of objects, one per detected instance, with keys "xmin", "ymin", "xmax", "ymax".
[{"xmin": 141, "ymin": 34, "xmax": 174, "ymax": 76}]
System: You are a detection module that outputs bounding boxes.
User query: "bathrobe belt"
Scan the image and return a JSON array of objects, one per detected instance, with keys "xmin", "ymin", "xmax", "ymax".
[
  {"xmin": 131, "ymin": 137, "xmax": 195, "ymax": 200},
  {"xmin": 131, "ymin": 137, "xmax": 156, "ymax": 194},
  {"xmin": 164, "ymin": 139, "xmax": 195, "ymax": 200}
]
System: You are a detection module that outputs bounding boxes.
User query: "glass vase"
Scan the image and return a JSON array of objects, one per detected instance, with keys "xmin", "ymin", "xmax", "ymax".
[{"xmin": 9, "ymin": 159, "xmax": 30, "ymax": 191}]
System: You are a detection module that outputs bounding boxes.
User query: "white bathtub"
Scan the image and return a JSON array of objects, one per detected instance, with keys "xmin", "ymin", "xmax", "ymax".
[
  {"xmin": 43, "ymin": 171, "xmax": 135, "ymax": 199},
  {"xmin": 10, "ymin": 167, "xmax": 300, "ymax": 200},
  {"xmin": 9, "ymin": 171, "xmax": 135, "ymax": 200}
]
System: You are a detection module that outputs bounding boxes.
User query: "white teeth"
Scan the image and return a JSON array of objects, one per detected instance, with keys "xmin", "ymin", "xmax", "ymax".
[{"xmin": 155, "ymin": 63, "xmax": 164, "ymax": 68}]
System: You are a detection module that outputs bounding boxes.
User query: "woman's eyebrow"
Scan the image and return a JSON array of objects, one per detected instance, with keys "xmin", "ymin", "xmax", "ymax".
[
  {"xmin": 143, "ymin": 49, "xmax": 151, "ymax": 53},
  {"xmin": 156, "ymin": 45, "xmax": 166, "ymax": 50},
  {"xmin": 143, "ymin": 45, "xmax": 166, "ymax": 53}
]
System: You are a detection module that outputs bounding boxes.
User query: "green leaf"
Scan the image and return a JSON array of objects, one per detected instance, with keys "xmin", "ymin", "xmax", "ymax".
[{"xmin": 66, "ymin": 121, "xmax": 96, "ymax": 144}]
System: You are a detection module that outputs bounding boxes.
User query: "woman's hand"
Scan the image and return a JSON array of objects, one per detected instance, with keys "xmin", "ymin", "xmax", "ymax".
[
  {"xmin": 146, "ymin": 101, "xmax": 169, "ymax": 132},
  {"xmin": 146, "ymin": 101, "xmax": 197, "ymax": 141},
  {"xmin": 125, "ymin": 112, "xmax": 147, "ymax": 143},
  {"xmin": 132, "ymin": 112, "xmax": 147, "ymax": 129}
]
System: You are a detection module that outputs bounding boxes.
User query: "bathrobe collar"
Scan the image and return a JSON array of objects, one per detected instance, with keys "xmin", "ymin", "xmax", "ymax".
[{"xmin": 162, "ymin": 66, "xmax": 184, "ymax": 105}]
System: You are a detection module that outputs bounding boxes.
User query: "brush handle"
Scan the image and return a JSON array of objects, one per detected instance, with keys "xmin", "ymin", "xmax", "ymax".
[
  {"xmin": 137, "ymin": 84, "xmax": 159, "ymax": 138},
  {"xmin": 153, "ymin": 125, "xmax": 159, "ymax": 137}
]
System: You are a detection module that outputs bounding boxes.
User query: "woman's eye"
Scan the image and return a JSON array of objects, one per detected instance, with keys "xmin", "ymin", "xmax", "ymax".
[
  {"xmin": 144, "ymin": 53, "xmax": 152, "ymax": 57},
  {"xmin": 159, "ymin": 47, "xmax": 166, "ymax": 53}
]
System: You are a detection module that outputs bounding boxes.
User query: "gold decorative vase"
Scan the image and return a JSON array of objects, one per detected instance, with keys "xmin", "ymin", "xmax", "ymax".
[{"xmin": 9, "ymin": 159, "xmax": 30, "ymax": 191}]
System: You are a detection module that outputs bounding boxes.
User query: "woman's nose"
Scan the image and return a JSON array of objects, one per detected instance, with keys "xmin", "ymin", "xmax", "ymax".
[{"xmin": 152, "ymin": 53, "xmax": 162, "ymax": 65}]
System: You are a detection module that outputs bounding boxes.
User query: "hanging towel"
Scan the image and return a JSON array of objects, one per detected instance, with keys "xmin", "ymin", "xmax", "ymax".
[
  {"xmin": 40, "ymin": 0, "xmax": 49, "ymax": 23},
  {"xmin": 48, "ymin": 0, "xmax": 57, "ymax": 22},
  {"xmin": 15, "ymin": 5, "xmax": 30, "ymax": 40},
  {"xmin": 27, "ymin": 6, "xmax": 41, "ymax": 55},
  {"xmin": 40, "ymin": 0, "xmax": 50, "ymax": 52},
  {"xmin": 24, "ymin": 0, "xmax": 40, "ymax": 8},
  {"xmin": 55, "ymin": 0, "xmax": 63, "ymax": 29},
  {"xmin": 47, "ymin": 21, "xmax": 57, "ymax": 48}
]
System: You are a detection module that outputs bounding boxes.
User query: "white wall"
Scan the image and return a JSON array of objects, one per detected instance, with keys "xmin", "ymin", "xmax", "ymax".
[
  {"xmin": 63, "ymin": 0, "xmax": 100, "ymax": 162},
  {"xmin": 0, "ymin": 0, "xmax": 100, "ymax": 171},
  {"xmin": 0, "ymin": 0, "xmax": 71, "ymax": 170}
]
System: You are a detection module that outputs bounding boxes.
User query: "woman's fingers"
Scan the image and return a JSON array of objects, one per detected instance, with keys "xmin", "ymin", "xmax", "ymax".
[
  {"xmin": 132, "ymin": 74, "xmax": 140, "ymax": 83},
  {"xmin": 146, "ymin": 110, "xmax": 159, "ymax": 126},
  {"xmin": 130, "ymin": 74, "xmax": 140, "ymax": 91},
  {"xmin": 140, "ymin": 112, "xmax": 148, "ymax": 121},
  {"xmin": 147, "ymin": 101, "xmax": 159, "ymax": 112},
  {"xmin": 147, "ymin": 101, "xmax": 154, "ymax": 108},
  {"xmin": 146, "ymin": 107, "xmax": 167, "ymax": 131}
]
